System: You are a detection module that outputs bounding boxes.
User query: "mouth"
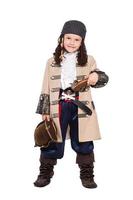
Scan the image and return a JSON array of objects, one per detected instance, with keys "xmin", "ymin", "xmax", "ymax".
[{"xmin": 67, "ymin": 46, "xmax": 75, "ymax": 48}]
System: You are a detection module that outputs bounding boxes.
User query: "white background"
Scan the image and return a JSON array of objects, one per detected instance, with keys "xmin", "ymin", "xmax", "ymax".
[{"xmin": 0, "ymin": 0, "xmax": 133, "ymax": 199}]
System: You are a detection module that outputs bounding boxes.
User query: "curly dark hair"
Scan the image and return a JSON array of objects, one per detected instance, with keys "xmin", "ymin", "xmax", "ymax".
[{"xmin": 53, "ymin": 34, "xmax": 88, "ymax": 66}]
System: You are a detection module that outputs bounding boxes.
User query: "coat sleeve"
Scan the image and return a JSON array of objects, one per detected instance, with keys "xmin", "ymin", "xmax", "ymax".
[
  {"xmin": 89, "ymin": 56, "xmax": 109, "ymax": 88},
  {"xmin": 36, "ymin": 59, "xmax": 51, "ymax": 115}
]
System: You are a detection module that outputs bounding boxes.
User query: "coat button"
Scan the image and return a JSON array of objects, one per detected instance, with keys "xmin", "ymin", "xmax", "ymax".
[
  {"xmin": 51, "ymin": 76, "xmax": 54, "ymax": 80},
  {"xmin": 40, "ymin": 96, "xmax": 44, "ymax": 100}
]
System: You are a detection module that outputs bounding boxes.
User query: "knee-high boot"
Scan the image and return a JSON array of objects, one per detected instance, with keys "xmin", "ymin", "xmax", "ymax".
[
  {"xmin": 34, "ymin": 154, "xmax": 57, "ymax": 187},
  {"xmin": 76, "ymin": 152, "xmax": 97, "ymax": 188}
]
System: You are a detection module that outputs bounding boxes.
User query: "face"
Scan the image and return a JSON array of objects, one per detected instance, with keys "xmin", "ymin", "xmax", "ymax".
[{"xmin": 63, "ymin": 34, "xmax": 82, "ymax": 53}]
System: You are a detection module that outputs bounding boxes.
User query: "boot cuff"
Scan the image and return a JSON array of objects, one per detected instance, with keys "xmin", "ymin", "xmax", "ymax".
[
  {"xmin": 40, "ymin": 155, "xmax": 57, "ymax": 165},
  {"xmin": 76, "ymin": 152, "xmax": 95, "ymax": 165}
]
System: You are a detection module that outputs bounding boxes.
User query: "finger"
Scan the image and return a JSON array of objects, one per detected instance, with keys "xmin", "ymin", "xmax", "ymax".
[
  {"xmin": 46, "ymin": 115, "xmax": 50, "ymax": 121},
  {"xmin": 87, "ymin": 79, "xmax": 90, "ymax": 84},
  {"xmin": 42, "ymin": 115, "xmax": 46, "ymax": 121}
]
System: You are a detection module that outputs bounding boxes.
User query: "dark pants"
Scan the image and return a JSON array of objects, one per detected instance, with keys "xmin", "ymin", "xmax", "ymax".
[{"xmin": 41, "ymin": 99, "xmax": 94, "ymax": 159}]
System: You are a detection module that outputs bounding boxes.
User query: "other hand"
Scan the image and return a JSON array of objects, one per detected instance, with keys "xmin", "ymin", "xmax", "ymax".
[
  {"xmin": 87, "ymin": 72, "xmax": 98, "ymax": 85},
  {"xmin": 42, "ymin": 114, "xmax": 50, "ymax": 121}
]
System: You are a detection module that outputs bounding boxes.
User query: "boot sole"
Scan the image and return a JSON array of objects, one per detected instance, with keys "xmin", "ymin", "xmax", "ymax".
[
  {"xmin": 82, "ymin": 184, "xmax": 97, "ymax": 189},
  {"xmin": 33, "ymin": 180, "xmax": 50, "ymax": 187}
]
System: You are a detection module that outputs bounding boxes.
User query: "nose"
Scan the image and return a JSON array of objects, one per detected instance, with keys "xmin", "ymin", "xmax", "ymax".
[{"xmin": 70, "ymin": 39, "xmax": 75, "ymax": 45}]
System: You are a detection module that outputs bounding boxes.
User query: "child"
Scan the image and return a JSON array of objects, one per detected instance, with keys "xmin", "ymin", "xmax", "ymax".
[{"xmin": 34, "ymin": 20, "xmax": 109, "ymax": 188}]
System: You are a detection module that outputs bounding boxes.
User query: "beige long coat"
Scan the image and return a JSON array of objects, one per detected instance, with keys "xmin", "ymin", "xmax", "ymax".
[{"xmin": 40, "ymin": 55, "xmax": 102, "ymax": 142}]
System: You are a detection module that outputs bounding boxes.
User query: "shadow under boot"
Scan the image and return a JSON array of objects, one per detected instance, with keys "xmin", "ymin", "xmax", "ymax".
[
  {"xmin": 34, "ymin": 156, "xmax": 57, "ymax": 187},
  {"xmin": 76, "ymin": 152, "xmax": 97, "ymax": 189}
]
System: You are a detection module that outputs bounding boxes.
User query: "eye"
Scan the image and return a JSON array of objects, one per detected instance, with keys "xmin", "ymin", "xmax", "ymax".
[
  {"xmin": 66, "ymin": 37, "xmax": 71, "ymax": 40},
  {"xmin": 75, "ymin": 39, "xmax": 80, "ymax": 41}
]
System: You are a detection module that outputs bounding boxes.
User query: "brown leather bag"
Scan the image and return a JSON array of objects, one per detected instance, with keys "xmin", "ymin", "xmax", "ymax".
[
  {"xmin": 71, "ymin": 78, "xmax": 88, "ymax": 92},
  {"xmin": 34, "ymin": 119, "xmax": 57, "ymax": 148}
]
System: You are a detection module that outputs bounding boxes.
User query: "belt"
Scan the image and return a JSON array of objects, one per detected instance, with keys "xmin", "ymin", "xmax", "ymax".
[
  {"xmin": 60, "ymin": 87, "xmax": 76, "ymax": 95},
  {"xmin": 60, "ymin": 92, "xmax": 92, "ymax": 116}
]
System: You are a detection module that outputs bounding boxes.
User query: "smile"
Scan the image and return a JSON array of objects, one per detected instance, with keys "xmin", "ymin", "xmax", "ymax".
[{"xmin": 68, "ymin": 46, "xmax": 75, "ymax": 48}]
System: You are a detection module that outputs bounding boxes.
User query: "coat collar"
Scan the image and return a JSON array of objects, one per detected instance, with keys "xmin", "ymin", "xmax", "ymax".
[{"xmin": 51, "ymin": 61, "xmax": 81, "ymax": 68}]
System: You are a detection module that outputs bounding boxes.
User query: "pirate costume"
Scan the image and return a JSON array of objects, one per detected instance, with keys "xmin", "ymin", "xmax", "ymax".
[{"xmin": 34, "ymin": 20, "xmax": 109, "ymax": 188}]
